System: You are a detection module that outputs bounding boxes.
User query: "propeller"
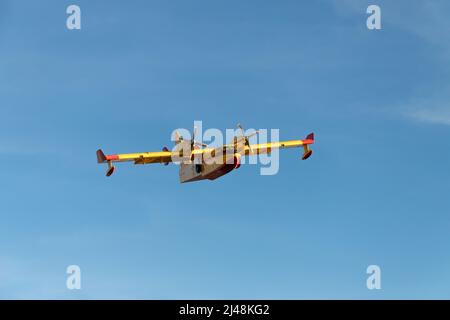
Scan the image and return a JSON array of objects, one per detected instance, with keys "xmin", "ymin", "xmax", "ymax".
[
  {"xmin": 191, "ymin": 126, "xmax": 208, "ymax": 150},
  {"xmin": 237, "ymin": 123, "xmax": 259, "ymax": 154},
  {"xmin": 174, "ymin": 130, "xmax": 183, "ymax": 143},
  {"xmin": 174, "ymin": 128, "xmax": 206, "ymax": 148}
]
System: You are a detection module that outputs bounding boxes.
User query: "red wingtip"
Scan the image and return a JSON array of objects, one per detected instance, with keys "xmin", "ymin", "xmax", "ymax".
[
  {"xmin": 302, "ymin": 133, "xmax": 314, "ymax": 145},
  {"xmin": 96, "ymin": 149, "xmax": 107, "ymax": 163}
]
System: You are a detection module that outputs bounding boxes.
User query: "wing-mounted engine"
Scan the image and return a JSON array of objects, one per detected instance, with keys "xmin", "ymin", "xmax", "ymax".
[
  {"xmin": 172, "ymin": 126, "xmax": 208, "ymax": 163},
  {"xmin": 235, "ymin": 123, "xmax": 259, "ymax": 154}
]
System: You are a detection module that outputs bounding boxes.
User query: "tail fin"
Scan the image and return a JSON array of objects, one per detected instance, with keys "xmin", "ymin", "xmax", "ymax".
[{"xmin": 97, "ymin": 149, "xmax": 107, "ymax": 163}]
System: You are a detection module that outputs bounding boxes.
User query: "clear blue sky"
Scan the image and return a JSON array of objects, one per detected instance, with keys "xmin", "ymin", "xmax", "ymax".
[{"xmin": 0, "ymin": 0, "xmax": 449, "ymax": 299}]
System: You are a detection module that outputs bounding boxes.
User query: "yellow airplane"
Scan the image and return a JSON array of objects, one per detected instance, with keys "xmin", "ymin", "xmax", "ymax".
[{"xmin": 96, "ymin": 124, "xmax": 314, "ymax": 183}]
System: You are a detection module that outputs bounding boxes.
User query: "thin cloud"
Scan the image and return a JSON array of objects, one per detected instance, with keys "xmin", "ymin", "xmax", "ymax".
[
  {"xmin": 334, "ymin": 0, "xmax": 450, "ymax": 48},
  {"xmin": 0, "ymin": 142, "xmax": 52, "ymax": 156},
  {"xmin": 333, "ymin": 1, "xmax": 450, "ymax": 126},
  {"xmin": 401, "ymin": 89, "xmax": 450, "ymax": 126},
  {"xmin": 407, "ymin": 107, "xmax": 450, "ymax": 126}
]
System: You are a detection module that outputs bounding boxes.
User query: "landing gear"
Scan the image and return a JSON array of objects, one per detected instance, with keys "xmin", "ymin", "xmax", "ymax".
[
  {"xmin": 106, "ymin": 161, "xmax": 115, "ymax": 176},
  {"xmin": 302, "ymin": 149, "xmax": 313, "ymax": 160},
  {"xmin": 302, "ymin": 144, "xmax": 313, "ymax": 160}
]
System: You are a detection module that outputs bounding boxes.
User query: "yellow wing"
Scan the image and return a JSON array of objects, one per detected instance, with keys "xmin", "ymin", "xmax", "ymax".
[
  {"xmin": 215, "ymin": 133, "xmax": 314, "ymax": 158},
  {"xmin": 250, "ymin": 134, "xmax": 313, "ymax": 159},
  {"xmin": 96, "ymin": 148, "xmax": 173, "ymax": 176},
  {"xmin": 97, "ymin": 133, "xmax": 314, "ymax": 176},
  {"xmin": 97, "ymin": 149, "xmax": 172, "ymax": 164}
]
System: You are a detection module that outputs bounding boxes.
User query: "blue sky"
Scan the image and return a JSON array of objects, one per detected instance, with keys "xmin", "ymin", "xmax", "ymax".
[{"xmin": 0, "ymin": 0, "xmax": 450, "ymax": 299}]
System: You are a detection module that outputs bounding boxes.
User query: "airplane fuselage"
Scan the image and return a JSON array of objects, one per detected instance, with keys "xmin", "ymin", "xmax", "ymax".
[{"xmin": 179, "ymin": 153, "xmax": 241, "ymax": 183}]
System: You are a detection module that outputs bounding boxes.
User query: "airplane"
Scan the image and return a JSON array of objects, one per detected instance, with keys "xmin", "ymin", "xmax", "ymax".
[{"xmin": 96, "ymin": 124, "xmax": 314, "ymax": 183}]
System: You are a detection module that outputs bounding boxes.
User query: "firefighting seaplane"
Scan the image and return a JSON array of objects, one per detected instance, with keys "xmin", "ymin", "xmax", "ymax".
[{"xmin": 96, "ymin": 124, "xmax": 314, "ymax": 183}]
